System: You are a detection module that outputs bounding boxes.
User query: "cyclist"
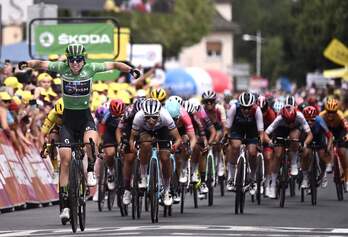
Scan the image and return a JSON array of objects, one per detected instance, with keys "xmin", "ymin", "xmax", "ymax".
[
  {"xmin": 18, "ymin": 43, "xmax": 140, "ymax": 221},
  {"xmin": 41, "ymin": 98, "xmax": 64, "ymax": 179},
  {"xmin": 226, "ymin": 91, "xmax": 264, "ymax": 193},
  {"xmin": 129, "ymin": 99, "xmax": 182, "ymax": 206},
  {"xmin": 319, "ymin": 98, "xmax": 348, "ymax": 191},
  {"xmin": 97, "ymin": 99, "xmax": 125, "ymax": 191},
  {"xmin": 116, "ymin": 98, "xmax": 144, "ymax": 205},
  {"xmin": 257, "ymin": 95, "xmax": 277, "ymax": 197},
  {"xmin": 165, "ymin": 99, "xmax": 197, "ymax": 202},
  {"xmin": 264, "ymin": 105, "xmax": 313, "ymax": 198},
  {"xmin": 201, "ymin": 90, "xmax": 227, "ymax": 180},
  {"xmin": 302, "ymin": 106, "xmax": 333, "ymax": 188},
  {"xmin": 150, "ymin": 88, "xmax": 167, "ymax": 105}
]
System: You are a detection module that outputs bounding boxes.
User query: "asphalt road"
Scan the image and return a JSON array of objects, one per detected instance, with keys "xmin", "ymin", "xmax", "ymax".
[{"xmin": 0, "ymin": 175, "xmax": 347, "ymax": 237}]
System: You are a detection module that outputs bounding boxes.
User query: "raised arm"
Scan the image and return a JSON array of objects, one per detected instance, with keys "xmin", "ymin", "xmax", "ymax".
[
  {"xmin": 19, "ymin": 60, "xmax": 50, "ymax": 71},
  {"xmin": 104, "ymin": 62, "xmax": 141, "ymax": 79}
]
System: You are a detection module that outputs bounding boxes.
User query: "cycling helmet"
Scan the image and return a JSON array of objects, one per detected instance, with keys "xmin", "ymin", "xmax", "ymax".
[
  {"xmin": 285, "ymin": 95, "xmax": 296, "ymax": 106},
  {"xmin": 133, "ymin": 98, "xmax": 144, "ymax": 113},
  {"xmin": 54, "ymin": 98, "xmax": 64, "ymax": 115},
  {"xmin": 239, "ymin": 91, "xmax": 255, "ymax": 107},
  {"xmin": 303, "ymin": 106, "xmax": 318, "ymax": 121},
  {"xmin": 95, "ymin": 106, "xmax": 107, "ymax": 121},
  {"xmin": 280, "ymin": 105, "xmax": 297, "ymax": 123},
  {"xmin": 273, "ymin": 100, "xmax": 284, "ymax": 114},
  {"xmin": 202, "ymin": 90, "xmax": 217, "ymax": 100},
  {"xmin": 307, "ymin": 96, "xmax": 317, "ymax": 106},
  {"xmin": 142, "ymin": 98, "xmax": 161, "ymax": 116},
  {"xmin": 325, "ymin": 98, "xmax": 339, "ymax": 112},
  {"xmin": 257, "ymin": 95, "xmax": 268, "ymax": 112},
  {"xmin": 182, "ymin": 100, "xmax": 196, "ymax": 114},
  {"xmin": 65, "ymin": 43, "xmax": 87, "ymax": 58},
  {"xmin": 150, "ymin": 88, "xmax": 167, "ymax": 103},
  {"xmin": 109, "ymin": 99, "xmax": 125, "ymax": 116},
  {"xmin": 298, "ymin": 102, "xmax": 309, "ymax": 112},
  {"xmin": 165, "ymin": 100, "xmax": 181, "ymax": 119},
  {"xmin": 168, "ymin": 95, "xmax": 183, "ymax": 105}
]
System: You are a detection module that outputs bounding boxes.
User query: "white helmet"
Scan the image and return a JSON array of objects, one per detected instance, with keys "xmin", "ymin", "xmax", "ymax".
[
  {"xmin": 202, "ymin": 90, "xmax": 217, "ymax": 100},
  {"xmin": 273, "ymin": 100, "xmax": 284, "ymax": 114},
  {"xmin": 239, "ymin": 92, "xmax": 255, "ymax": 107},
  {"xmin": 142, "ymin": 98, "xmax": 161, "ymax": 116},
  {"xmin": 182, "ymin": 100, "xmax": 196, "ymax": 114},
  {"xmin": 285, "ymin": 95, "xmax": 295, "ymax": 107},
  {"xmin": 168, "ymin": 95, "xmax": 183, "ymax": 105}
]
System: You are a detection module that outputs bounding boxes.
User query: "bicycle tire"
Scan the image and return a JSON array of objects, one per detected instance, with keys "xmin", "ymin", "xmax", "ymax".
[
  {"xmin": 97, "ymin": 164, "xmax": 107, "ymax": 212},
  {"xmin": 78, "ymin": 161, "xmax": 86, "ymax": 231},
  {"xmin": 180, "ymin": 183, "xmax": 185, "ymax": 214},
  {"xmin": 149, "ymin": 159, "xmax": 159, "ymax": 223},
  {"xmin": 279, "ymin": 154, "xmax": 288, "ymax": 208},
  {"xmin": 301, "ymin": 187, "xmax": 305, "ymax": 202},
  {"xmin": 193, "ymin": 183, "xmax": 198, "ymax": 208},
  {"xmin": 219, "ymin": 176, "xmax": 225, "ymax": 197},
  {"xmin": 310, "ymin": 151, "xmax": 318, "ymax": 206},
  {"xmin": 289, "ymin": 176, "xmax": 296, "ymax": 197},
  {"xmin": 333, "ymin": 155, "xmax": 344, "ymax": 201},
  {"xmin": 256, "ymin": 153, "xmax": 264, "ymax": 205},
  {"xmin": 207, "ymin": 155, "xmax": 214, "ymax": 206},
  {"xmin": 115, "ymin": 157, "xmax": 127, "ymax": 216},
  {"xmin": 235, "ymin": 158, "xmax": 244, "ymax": 214},
  {"xmin": 68, "ymin": 158, "xmax": 79, "ymax": 233}
]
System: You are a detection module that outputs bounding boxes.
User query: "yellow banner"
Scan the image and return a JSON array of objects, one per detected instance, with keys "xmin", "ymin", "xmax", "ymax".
[
  {"xmin": 88, "ymin": 27, "xmax": 130, "ymax": 61},
  {"xmin": 323, "ymin": 67, "xmax": 348, "ymax": 80},
  {"xmin": 323, "ymin": 38, "xmax": 348, "ymax": 66}
]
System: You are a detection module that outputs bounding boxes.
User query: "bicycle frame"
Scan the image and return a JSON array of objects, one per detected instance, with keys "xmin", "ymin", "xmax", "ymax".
[
  {"xmin": 234, "ymin": 145, "xmax": 249, "ymax": 187},
  {"xmin": 148, "ymin": 147, "xmax": 162, "ymax": 199},
  {"xmin": 205, "ymin": 148, "xmax": 216, "ymax": 183}
]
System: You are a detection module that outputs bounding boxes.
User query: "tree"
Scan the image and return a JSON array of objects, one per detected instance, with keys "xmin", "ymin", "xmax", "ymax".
[{"xmin": 84, "ymin": 0, "xmax": 214, "ymax": 58}]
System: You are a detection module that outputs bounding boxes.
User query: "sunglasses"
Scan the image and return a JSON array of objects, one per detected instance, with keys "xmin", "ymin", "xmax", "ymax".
[
  {"xmin": 327, "ymin": 111, "xmax": 337, "ymax": 114},
  {"xmin": 203, "ymin": 99, "xmax": 216, "ymax": 105},
  {"xmin": 145, "ymin": 115, "xmax": 159, "ymax": 121},
  {"xmin": 68, "ymin": 56, "xmax": 84, "ymax": 63},
  {"xmin": 2, "ymin": 100, "xmax": 11, "ymax": 104}
]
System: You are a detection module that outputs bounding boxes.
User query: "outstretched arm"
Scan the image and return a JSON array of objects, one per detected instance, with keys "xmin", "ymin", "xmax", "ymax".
[{"xmin": 19, "ymin": 60, "xmax": 50, "ymax": 70}]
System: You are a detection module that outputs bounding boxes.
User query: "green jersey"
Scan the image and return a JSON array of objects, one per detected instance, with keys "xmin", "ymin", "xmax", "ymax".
[{"xmin": 48, "ymin": 62, "xmax": 106, "ymax": 109}]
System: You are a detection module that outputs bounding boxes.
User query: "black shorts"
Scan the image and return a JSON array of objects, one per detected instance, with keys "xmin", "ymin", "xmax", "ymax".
[
  {"xmin": 139, "ymin": 126, "xmax": 171, "ymax": 149},
  {"xmin": 229, "ymin": 123, "xmax": 258, "ymax": 144},
  {"xmin": 60, "ymin": 108, "xmax": 96, "ymax": 147},
  {"xmin": 102, "ymin": 129, "xmax": 116, "ymax": 147},
  {"xmin": 331, "ymin": 126, "xmax": 348, "ymax": 147}
]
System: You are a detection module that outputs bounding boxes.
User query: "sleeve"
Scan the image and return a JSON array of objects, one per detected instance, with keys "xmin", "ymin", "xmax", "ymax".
[
  {"xmin": 216, "ymin": 104, "xmax": 227, "ymax": 126},
  {"xmin": 132, "ymin": 111, "xmax": 143, "ymax": 131},
  {"xmin": 255, "ymin": 107, "xmax": 264, "ymax": 132},
  {"xmin": 162, "ymin": 109, "xmax": 176, "ymax": 130},
  {"xmin": 226, "ymin": 103, "xmax": 237, "ymax": 129},
  {"xmin": 181, "ymin": 109, "xmax": 194, "ymax": 133},
  {"xmin": 48, "ymin": 61, "xmax": 65, "ymax": 73},
  {"xmin": 265, "ymin": 115, "xmax": 282, "ymax": 135},
  {"xmin": 193, "ymin": 113, "xmax": 206, "ymax": 136},
  {"xmin": 298, "ymin": 112, "xmax": 311, "ymax": 133},
  {"xmin": 41, "ymin": 110, "xmax": 57, "ymax": 135},
  {"xmin": 316, "ymin": 116, "xmax": 332, "ymax": 138},
  {"xmin": 90, "ymin": 63, "xmax": 107, "ymax": 74},
  {"xmin": 338, "ymin": 111, "xmax": 348, "ymax": 132}
]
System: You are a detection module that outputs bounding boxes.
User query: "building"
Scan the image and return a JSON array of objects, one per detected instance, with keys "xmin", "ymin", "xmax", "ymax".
[{"xmin": 178, "ymin": 0, "xmax": 238, "ymax": 72}]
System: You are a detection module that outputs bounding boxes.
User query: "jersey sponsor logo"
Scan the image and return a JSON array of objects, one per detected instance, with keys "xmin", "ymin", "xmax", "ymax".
[
  {"xmin": 64, "ymin": 139, "xmax": 70, "ymax": 144},
  {"xmin": 59, "ymin": 33, "xmax": 111, "ymax": 45},
  {"xmin": 63, "ymin": 80, "xmax": 90, "ymax": 96}
]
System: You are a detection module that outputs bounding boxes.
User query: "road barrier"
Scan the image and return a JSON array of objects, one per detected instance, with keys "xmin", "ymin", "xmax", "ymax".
[{"xmin": 0, "ymin": 132, "xmax": 58, "ymax": 211}]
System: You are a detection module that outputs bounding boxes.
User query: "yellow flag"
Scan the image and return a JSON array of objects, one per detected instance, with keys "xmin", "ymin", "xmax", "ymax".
[
  {"xmin": 323, "ymin": 38, "xmax": 348, "ymax": 66},
  {"xmin": 323, "ymin": 67, "xmax": 348, "ymax": 81}
]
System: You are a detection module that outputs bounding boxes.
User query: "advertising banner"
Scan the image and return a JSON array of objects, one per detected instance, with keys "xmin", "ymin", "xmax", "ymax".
[{"xmin": 35, "ymin": 23, "xmax": 114, "ymax": 55}]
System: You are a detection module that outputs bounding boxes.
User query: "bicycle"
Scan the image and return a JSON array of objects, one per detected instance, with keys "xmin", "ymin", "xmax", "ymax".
[
  {"xmin": 272, "ymin": 137, "xmax": 302, "ymax": 208},
  {"xmin": 178, "ymin": 142, "xmax": 192, "ymax": 214},
  {"xmin": 300, "ymin": 142, "xmax": 324, "ymax": 206},
  {"xmin": 250, "ymin": 145, "xmax": 265, "ymax": 205},
  {"xmin": 333, "ymin": 141, "xmax": 345, "ymax": 201},
  {"xmin": 131, "ymin": 144, "xmax": 142, "ymax": 220},
  {"xmin": 48, "ymin": 137, "xmax": 95, "ymax": 233},
  {"xmin": 164, "ymin": 153, "xmax": 176, "ymax": 217}
]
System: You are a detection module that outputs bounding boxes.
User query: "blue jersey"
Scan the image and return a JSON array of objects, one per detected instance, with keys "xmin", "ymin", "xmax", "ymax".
[{"xmin": 310, "ymin": 116, "xmax": 330, "ymax": 138}]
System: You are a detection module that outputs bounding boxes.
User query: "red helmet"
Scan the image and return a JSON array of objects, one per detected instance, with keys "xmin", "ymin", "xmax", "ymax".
[
  {"xmin": 302, "ymin": 106, "xmax": 317, "ymax": 121},
  {"xmin": 109, "ymin": 99, "xmax": 125, "ymax": 116},
  {"xmin": 307, "ymin": 96, "xmax": 317, "ymax": 106},
  {"xmin": 280, "ymin": 105, "xmax": 297, "ymax": 123}
]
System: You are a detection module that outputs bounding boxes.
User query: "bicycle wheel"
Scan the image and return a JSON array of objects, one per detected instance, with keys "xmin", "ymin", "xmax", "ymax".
[
  {"xmin": 68, "ymin": 159, "xmax": 79, "ymax": 233},
  {"xmin": 207, "ymin": 155, "xmax": 214, "ymax": 206},
  {"xmin": 310, "ymin": 152, "xmax": 318, "ymax": 206},
  {"xmin": 333, "ymin": 155, "xmax": 344, "ymax": 201},
  {"xmin": 279, "ymin": 155, "xmax": 288, "ymax": 208},
  {"xmin": 256, "ymin": 153, "xmax": 264, "ymax": 205},
  {"xmin": 235, "ymin": 158, "xmax": 245, "ymax": 214},
  {"xmin": 289, "ymin": 176, "xmax": 296, "ymax": 197},
  {"xmin": 180, "ymin": 183, "xmax": 185, "ymax": 214},
  {"xmin": 149, "ymin": 159, "xmax": 159, "ymax": 223},
  {"xmin": 132, "ymin": 158, "xmax": 140, "ymax": 219},
  {"xmin": 115, "ymin": 157, "xmax": 127, "ymax": 215},
  {"xmin": 193, "ymin": 183, "xmax": 198, "ymax": 208},
  {"xmin": 78, "ymin": 161, "xmax": 86, "ymax": 231},
  {"xmin": 98, "ymin": 164, "xmax": 107, "ymax": 212}
]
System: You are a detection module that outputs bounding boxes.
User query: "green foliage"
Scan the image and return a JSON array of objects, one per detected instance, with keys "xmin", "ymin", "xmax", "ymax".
[
  {"xmin": 83, "ymin": 0, "xmax": 214, "ymax": 58},
  {"xmin": 233, "ymin": 0, "xmax": 348, "ymax": 85}
]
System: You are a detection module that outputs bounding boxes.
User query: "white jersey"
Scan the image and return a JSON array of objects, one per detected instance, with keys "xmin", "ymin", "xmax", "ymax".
[
  {"xmin": 265, "ymin": 111, "xmax": 310, "ymax": 135},
  {"xmin": 132, "ymin": 108, "xmax": 176, "ymax": 132}
]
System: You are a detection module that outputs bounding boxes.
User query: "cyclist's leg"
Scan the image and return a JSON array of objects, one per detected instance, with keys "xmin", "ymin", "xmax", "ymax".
[
  {"xmin": 48, "ymin": 129, "xmax": 60, "ymax": 174},
  {"xmin": 289, "ymin": 128, "xmax": 301, "ymax": 175},
  {"xmin": 227, "ymin": 125, "xmax": 242, "ymax": 187},
  {"xmin": 191, "ymin": 141, "xmax": 202, "ymax": 182},
  {"xmin": 300, "ymin": 146, "xmax": 311, "ymax": 188},
  {"xmin": 83, "ymin": 129, "xmax": 98, "ymax": 186},
  {"xmin": 263, "ymin": 146, "xmax": 273, "ymax": 195},
  {"xmin": 139, "ymin": 132, "xmax": 152, "ymax": 188}
]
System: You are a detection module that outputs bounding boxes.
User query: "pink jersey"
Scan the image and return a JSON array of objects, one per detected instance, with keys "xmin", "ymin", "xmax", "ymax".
[{"xmin": 177, "ymin": 107, "xmax": 195, "ymax": 133}]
